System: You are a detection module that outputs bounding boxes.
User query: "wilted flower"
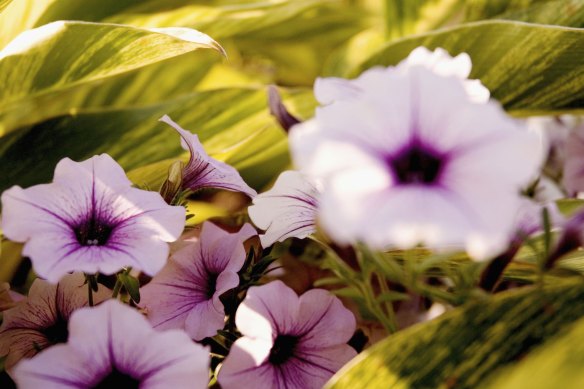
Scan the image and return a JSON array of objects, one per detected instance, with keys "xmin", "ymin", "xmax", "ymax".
[
  {"xmin": 1, "ymin": 154, "xmax": 185, "ymax": 282},
  {"xmin": 12, "ymin": 300, "xmax": 210, "ymax": 388},
  {"xmin": 0, "ymin": 274, "xmax": 110, "ymax": 372},
  {"xmin": 290, "ymin": 47, "xmax": 542, "ymax": 259},
  {"xmin": 160, "ymin": 115, "xmax": 257, "ymax": 198},
  {"xmin": 218, "ymin": 280, "xmax": 356, "ymax": 389},
  {"xmin": 248, "ymin": 171, "xmax": 319, "ymax": 247},
  {"xmin": 141, "ymin": 221, "xmax": 256, "ymax": 340}
]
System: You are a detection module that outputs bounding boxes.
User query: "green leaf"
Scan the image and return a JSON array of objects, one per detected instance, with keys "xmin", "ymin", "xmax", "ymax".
[
  {"xmin": 465, "ymin": 0, "xmax": 555, "ymax": 22},
  {"xmin": 0, "ymin": 87, "xmax": 315, "ymax": 193},
  {"xmin": 480, "ymin": 314, "xmax": 584, "ymax": 388},
  {"xmin": 0, "ymin": 21, "xmax": 224, "ymax": 135},
  {"xmin": 0, "ymin": 0, "xmax": 12, "ymax": 14},
  {"xmin": 556, "ymin": 198, "xmax": 584, "ymax": 216},
  {"xmin": 327, "ymin": 279, "xmax": 584, "ymax": 389},
  {"xmin": 352, "ymin": 21, "xmax": 584, "ymax": 114},
  {"xmin": 119, "ymin": 273, "xmax": 140, "ymax": 303}
]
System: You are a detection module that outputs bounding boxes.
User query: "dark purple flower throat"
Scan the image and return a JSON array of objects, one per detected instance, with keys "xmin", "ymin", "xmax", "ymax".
[
  {"xmin": 388, "ymin": 142, "xmax": 445, "ymax": 185},
  {"xmin": 269, "ymin": 335, "xmax": 299, "ymax": 365}
]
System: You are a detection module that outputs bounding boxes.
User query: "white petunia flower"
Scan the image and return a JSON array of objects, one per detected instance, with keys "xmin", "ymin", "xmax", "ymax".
[
  {"xmin": 248, "ymin": 171, "xmax": 319, "ymax": 247},
  {"xmin": 289, "ymin": 48, "xmax": 543, "ymax": 260}
]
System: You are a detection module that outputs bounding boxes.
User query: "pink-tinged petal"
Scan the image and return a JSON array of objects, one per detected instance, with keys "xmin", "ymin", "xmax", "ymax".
[
  {"xmin": 286, "ymin": 345, "xmax": 356, "ymax": 388},
  {"xmin": 219, "ymin": 353, "xmax": 276, "ymax": 389},
  {"xmin": 295, "ymin": 289, "xmax": 356, "ymax": 349},
  {"xmin": 236, "ymin": 280, "xmax": 300, "ymax": 339},
  {"xmin": 13, "ymin": 300, "xmax": 210, "ymax": 389},
  {"xmin": 13, "ymin": 344, "xmax": 102, "ymax": 388},
  {"xmin": 563, "ymin": 124, "xmax": 584, "ymax": 195},
  {"xmin": 248, "ymin": 171, "xmax": 319, "ymax": 247},
  {"xmin": 159, "ymin": 115, "xmax": 257, "ymax": 198},
  {"xmin": 141, "ymin": 221, "xmax": 253, "ymax": 340},
  {"xmin": 0, "ymin": 274, "xmax": 110, "ymax": 372},
  {"xmin": 184, "ymin": 299, "xmax": 225, "ymax": 340}
]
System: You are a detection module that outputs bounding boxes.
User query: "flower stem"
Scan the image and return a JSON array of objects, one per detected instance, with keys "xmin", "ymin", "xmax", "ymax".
[
  {"xmin": 112, "ymin": 276, "xmax": 123, "ymax": 299},
  {"xmin": 87, "ymin": 279, "xmax": 94, "ymax": 307}
]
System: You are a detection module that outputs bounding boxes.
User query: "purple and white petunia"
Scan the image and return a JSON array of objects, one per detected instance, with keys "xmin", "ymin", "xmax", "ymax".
[
  {"xmin": 0, "ymin": 274, "xmax": 111, "ymax": 372},
  {"xmin": 218, "ymin": 280, "xmax": 357, "ymax": 389},
  {"xmin": 140, "ymin": 221, "xmax": 256, "ymax": 340},
  {"xmin": 1, "ymin": 154, "xmax": 185, "ymax": 282},
  {"xmin": 12, "ymin": 299, "xmax": 210, "ymax": 389},
  {"xmin": 248, "ymin": 170, "xmax": 320, "ymax": 247},
  {"xmin": 289, "ymin": 47, "xmax": 542, "ymax": 260},
  {"xmin": 160, "ymin": 115, "xmax": 257, "ymax": 198},
  {"xmin": 314, "ymin": 47, "xmax": 489, "ymax": 106}
]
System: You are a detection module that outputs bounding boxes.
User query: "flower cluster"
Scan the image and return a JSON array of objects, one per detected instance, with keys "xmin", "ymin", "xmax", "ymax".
[{"xmin": 1, "ymin": 46, "xmax": 578, "ymax": 389}]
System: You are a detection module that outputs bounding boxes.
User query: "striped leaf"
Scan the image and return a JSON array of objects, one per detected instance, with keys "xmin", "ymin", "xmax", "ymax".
[
  {"xmin": 327, "ymin": 279, "xmax": 584, "ymax": 389},
  {"xmin": 352, "ymin": 21, "xmax": 584, "ymax": 114},
  {"xmin": 0, "ymin": 21, "xmax": 224, "ymax": 135}
]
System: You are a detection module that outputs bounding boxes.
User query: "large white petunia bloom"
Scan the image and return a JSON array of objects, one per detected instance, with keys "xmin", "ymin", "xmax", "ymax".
[{"xmin": 289, "ymin": 48, "xmax": 543, "ymax": 260}]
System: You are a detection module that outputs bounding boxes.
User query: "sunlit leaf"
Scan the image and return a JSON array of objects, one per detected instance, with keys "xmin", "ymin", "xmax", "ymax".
[
  {"xmin": 352, "ymin": 21, "xmax": 584, "ymax": 114},
  {"xmin": 327, "ymin": 279, "xmax": 584, "ymax": 388},
  {"xmin": 0, "ymin": 21, "xmax": 224, "ymax": 134}
]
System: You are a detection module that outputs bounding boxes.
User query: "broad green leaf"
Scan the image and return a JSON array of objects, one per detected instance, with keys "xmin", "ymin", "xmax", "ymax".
[
  {"xmin": 466, "ymin": 0, "xmax": 584, "ymax": 28},
  {"xmin": 0, "ymin": 0, "xmax": 12, "ymax": 14},
  {"xmin": 465, "ymin": 0, "xmax": 552, "ymax": 22},
  {"xmin": 556, "ymin": 198, "xmax": 584, "ymax": 216},
  {"xmin": 383, "ymin": 0, "xmax": 464, "ymax": 39},
  {"xmin": 0, "ymin": 0, "xmax": 141, "ymax": 49},
  {"xmin": 327, "ymin": 279, "xmax": 584, "ymax": 389},
  {"xmin": 0, "ymin": 87, "xmax": 315, "ymax": 193},
  {"xmin": 480, "ymin": 314, "xmax": 584, "ymax": 388},
  {"xmin": 352, "ymin": 21, "xmax": 584, "ymax": 114},
  {"xmin": 0, "ymin": 21, "xmax": 224, "ymax": 135}
]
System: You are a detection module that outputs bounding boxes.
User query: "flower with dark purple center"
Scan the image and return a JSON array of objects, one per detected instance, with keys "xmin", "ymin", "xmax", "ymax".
[
  {"xmin": 12, "ymin": 300, "xmax": 210, "ymax": 389},
  {"xmin": 218, "ymin": 280, "xmax": 357, "ymax": 389},
  {"xmin": 0, "ymin": 154, "xmax": 186, "ymax": 282},
  {"xmin": 290, "ymin": 47, "xmax": 543, "ymax": 259},
  {"xmin": 140, "ymin": 222, "xmax": 256, "ymax": 341},
  {"xmin": 0, "ymin": 274, "xmax": 110, "ymax": 373}
]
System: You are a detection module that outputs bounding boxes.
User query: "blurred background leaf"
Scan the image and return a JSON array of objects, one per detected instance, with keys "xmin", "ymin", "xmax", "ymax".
[{"xmin": 327, "ymin": 279, "xmax": 584, "ymax": 389}]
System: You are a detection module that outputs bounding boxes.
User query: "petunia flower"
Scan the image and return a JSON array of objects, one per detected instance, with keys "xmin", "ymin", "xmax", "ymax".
[
  {"xmin": 248, "ymin": 170, "xmax": 320, "ymax": 247},
  {"xmin": 314, "ymin": 47, "xmax": 489, "ymax": 106},
  {"xmin": 140, "ymin": 221, "xmax": 256, "ymax": 340},
  {"xmin": 0, "ymin": 274, "xmax": 111, "ymax": 372},
  {"xmin": 289, "ymin": 48, "xmax": 542, "ymax": 260},
  {"xmin": 1, "ymin": 154, "xmax": 185, "ymax": 282},
  {"xmin": 218, "ymin": 280, "xmax": 356, "ymax": 389},
  {"xmin": 563, "ymin": 121, "xmax": 584, "ymax": 196},
  {"xmin": 159, "ymin": 115, "xmax": 257, "ymax": 198},
  {"xmin": 12, "ymin": 299, "xmax": 210, "ymax": 389}
]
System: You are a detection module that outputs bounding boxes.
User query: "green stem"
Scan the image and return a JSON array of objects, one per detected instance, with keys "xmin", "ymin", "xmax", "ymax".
[
  {"xmin": 87, "ymin": 278, "xmax": 94, "ymax": 307},
  {"xmin": 112, "ymin": 276, "xmax": 123, "ymax": 299}
]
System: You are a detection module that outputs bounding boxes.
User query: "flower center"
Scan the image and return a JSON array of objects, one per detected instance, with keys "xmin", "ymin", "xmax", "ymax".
[
  {"xmin": 74, "ymin": 216, "xmax": 113, "ymax": 246},
  {"xmin": 269, "ymin": 334, "xmax": 299, "ymax": 365},
  {"xmin": 93, "ymin": 369, "xmax": 140, "ymax": 389},
  {"xmin": 389, "ymin": 144, "xmax": 444, "ymax": 185},
  {"xmin": 43, "ymin": 315, "xmax": 69, "ymax": 345},
  {"xmin": 206, "ymin": 272, "xmax": 217, "ymax": 299}
]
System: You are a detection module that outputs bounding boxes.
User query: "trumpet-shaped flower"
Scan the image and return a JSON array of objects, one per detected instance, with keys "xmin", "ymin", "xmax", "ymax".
[
  {"xmin": 248, "ymin": 171, "xmax": 319, "ymax": 247},
  {"xmin": 218, "ymin": 280, "xmax": 356, "ymax": 389},
  {"xmin": 140, "ymin": 222, "xmax": 256, "ymax": 340},
  {"xmin": 290, "ymin": 48, "xmax": 542, "ymax": 260},
  {"xmin": 0, "ymin": 274, "xmax": 110, "ymax": 372},
  {"xmin": 1, "ymin": 154, "xmax": 185, "ymax": 282},
  {"xmin": 12, "ymin": 299, "xmax": 210, "ymax": 389},
  {"xmin": 160, "ymin": 115, "xmax": 257, "ymax": 198}
]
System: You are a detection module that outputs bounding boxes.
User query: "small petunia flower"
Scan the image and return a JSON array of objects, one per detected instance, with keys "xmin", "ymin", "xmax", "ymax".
[
  {"xmin": 12, "ymin": 299, "xmax": 210, "ymax": 389},
  {"xmin": 218, "ymin": 280, "xmax": 357, "ymax": 389},
  {"xmin": 289, "ymin": 48, "xmax": 542, "ymax": 260},
  {"xmin": 248, "ymin": 170, "xmax": 320, "ymax": 247},
  {"xmin": 160, "ymin": 115, "xmax": 257, "ymax": 198},
  {"xmin": 1, "ymin": 154, "xmax": 185, "ymax": 282},
  {"xmin": 314, "ymin": 47, "xmax": 489, "ymax": 106},
  {"xmin": 0, "ymin": 274, "xmax": 111, "ymax": 372},
  {"xmin": 140, "ymin": 221, "xmax": 256, "ymax": 340}
]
